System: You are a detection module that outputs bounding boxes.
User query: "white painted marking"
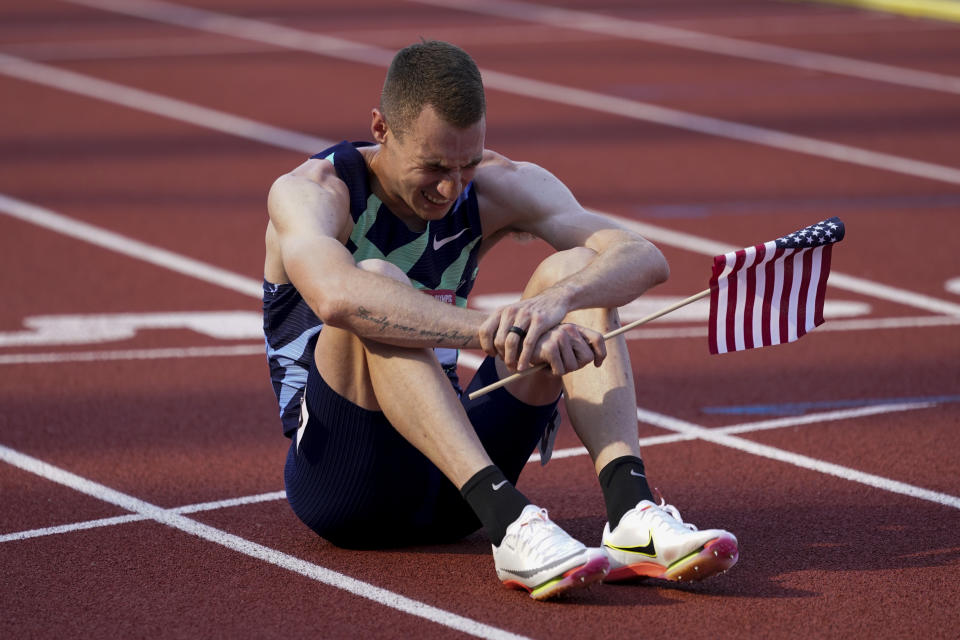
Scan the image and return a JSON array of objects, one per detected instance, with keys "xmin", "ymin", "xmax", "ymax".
[
  {"xmin": 0, "ymin": 514, "xmax": 145, "ymax": 543},
  {"xmin": 0, "ymin": 444, "xmax": 529, "ymax": 640},
  {"xmin": 718, "ymin": 402, "xmax": 935, "ymax": 435},
  {"xmin": 634, "ymin": 406, "xmax": 960, "ymax": 509},
  {"xmin": 0, "ymin": 312, "xmax": 262, "ymax": 347},
  {"xmin": 414, "ymin": 0, "xmax": 960, "ymax": 95},
  {"xmin": 456, "ymin": 355, "xmax": 957, "ymax": 510},
  {"xmin": 0, "ymin": 53, "xmax": 327, "ymax": 155},
  {"xmin": 0, "ymin": 491, "xmax": 286, "ymax": 543},
  {"xmin": 0, "ymin": 403, "xmax": 935, "ymax": 543},
  {"xmin": 2, "ymin": 311, "xmax": 952, "ymax": 367},
  {"xmin": 0, "ymin": 193, "xmax": 264, "ymax": 298},
  {"xmin": 1, "ymin": 54, "xmax": 958, "ymax": 317},
  {"xmin": 0, "ymin": 344, "xmax": 265, "ymax": 366},
  {"xmin": 53, "ymin": 0, "xmax": 960, "ymax": 186},
  {"xmin": 529, "ymin": 401, "xmax": 934, "ymax": 463},
  {"xmin": 947, "ymin": 277, "xmax": 960, "ymax": 296}
]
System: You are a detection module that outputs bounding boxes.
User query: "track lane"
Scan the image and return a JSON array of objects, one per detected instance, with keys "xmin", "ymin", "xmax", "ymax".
[{"xmin": 2, "ymin": 0, "xmax": 959, "ymax": 637}]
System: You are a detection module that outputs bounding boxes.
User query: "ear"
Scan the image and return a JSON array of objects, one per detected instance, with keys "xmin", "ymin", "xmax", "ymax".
[{"xmin": 371, "ymin": 108, "xmax": 389, "ymax": 144}]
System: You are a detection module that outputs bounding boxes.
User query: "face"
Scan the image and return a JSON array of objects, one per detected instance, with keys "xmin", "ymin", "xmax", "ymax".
[{"xmin": 372, "ymin": 105, "xmax": 485, "ymax": 225}]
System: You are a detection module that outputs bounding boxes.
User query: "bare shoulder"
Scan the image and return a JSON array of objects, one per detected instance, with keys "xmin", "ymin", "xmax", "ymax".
[
  {"xmin": 474, "ymin": 150, "xmax": 551, "ymax": 233},
  {"xmin": 474, "ymin": 150, "xmax": 598, "ymax": 242},
  {"xmin": 269, "ymin": 158, "xmax": 347, "ymax": 212},
  {"xmin": 268, "ymin": 158, "xmax": 351, "ymax": 239},
  {"xmin": 264, "ymin": 157, "xmax": 354, "ymax": 283},
  {"xmin": 474, "ymin": 149, "xmax": 636, "ymax": 253}
]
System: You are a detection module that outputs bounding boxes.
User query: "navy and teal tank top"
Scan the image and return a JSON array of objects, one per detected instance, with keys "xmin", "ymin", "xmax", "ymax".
[{"xmin": 263, "ymin": 141, "xmax": 483, "ymax": 436}]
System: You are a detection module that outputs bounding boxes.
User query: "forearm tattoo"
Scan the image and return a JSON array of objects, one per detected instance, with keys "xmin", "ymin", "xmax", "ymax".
[{"xmin": 354, "ymin": 306, "xmax": 472, "ymax": 347}]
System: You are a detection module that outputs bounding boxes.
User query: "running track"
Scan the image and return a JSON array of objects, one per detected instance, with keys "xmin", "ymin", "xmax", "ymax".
[{"xmin": 2, "ymin": 1, "xmax": 959, "ymax": 638}]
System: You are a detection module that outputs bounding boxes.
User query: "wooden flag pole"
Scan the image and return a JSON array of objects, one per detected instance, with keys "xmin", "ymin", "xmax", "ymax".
[{"xmin": 467, "ymin": 288, "xmax": 711, "ymax": 400}]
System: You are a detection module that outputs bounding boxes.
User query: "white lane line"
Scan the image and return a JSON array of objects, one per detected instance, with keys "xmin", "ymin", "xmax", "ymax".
[
  {"xmin": 634, "ymin": 407, "xmax": 960, "ymax": 509},
  {"xmin": 2, "ymin": 20, "xmax": 956, "ymax": 520},
  {"xmin": 0, "ymin": 490, "xmax": 287, "ymax": 543},
  {"xmin": 460, "ymin": 353, "xmax": 959, "ymax": 511},
  {"xmin": 1, "ymin": 401, "xmax": 942, "ymax": 543},
  {"xmin": 481, "ymin": 68, "xmax": 960, "ymax": 186},
  {"xmin": 0, "ymin": 193, "xmax": 265, "ymax": 298},
  {"xmin": 1, "ymin": 72, "xmax": 957, "ymax": 322},
  {"xmin": 57, "ymin": 0, "xmax": 960, "ymax": 186},
  {"xmin": 413, "ymin": 0, "xmax": 960, "ymax": 95},
  {"xmin": 0, "ymin": 52, "xmax": 327, "ymax": 155},
  {"xmin": 0, "ymin": 514, "xmax": 146, "ymax": 543},
  {"xmin": 0, "ymin": 344, "xmax": 265, "ymax": 365},
  {"xmin": 532, "ymin": 400, "xmax": 934, "ymax": 462},
  {"xmin": 716, "ymin": 402, "xmax": 935, "ymax": 435},
  {"xmin": 1, "ymin": 309, "xmax": 955, "ymax": 367},
  {"xmin": 0, "ymin": 444, "xmax": 528, "ymax": 640},
  {"xmin": 3, "ymin": 312, "xmax": 956, "ymax": 366},
  {"xmin": 4, "ymin": 16, "xmax": 956, "ymax": 318}
]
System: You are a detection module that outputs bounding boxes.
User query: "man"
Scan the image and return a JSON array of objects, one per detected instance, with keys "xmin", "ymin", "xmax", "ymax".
[{"xmin": 263, "ymin": 40, "xmax": 738, "ymax": 600}]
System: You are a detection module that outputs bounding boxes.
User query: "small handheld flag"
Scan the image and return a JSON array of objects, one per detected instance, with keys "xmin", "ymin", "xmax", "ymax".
[
  {"xmin": 708, "ymin": 217, "xmax": 845, "ymax": 354},
  {"xmin": 467, "ymin": 217, "xmax": 846, "ymax": 399}
]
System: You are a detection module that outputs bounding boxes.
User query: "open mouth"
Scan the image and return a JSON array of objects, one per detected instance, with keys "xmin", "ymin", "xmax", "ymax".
[{"xmin": 422, "ymin": 190, "xmax": 450, "ymax": 207}]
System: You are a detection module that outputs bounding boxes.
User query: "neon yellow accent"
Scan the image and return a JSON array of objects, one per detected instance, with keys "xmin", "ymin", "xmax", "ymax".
[
  {"xmin": 801, "ymin": 0, "xmax": 960, "ymax": 22},
  {"xmin": 530, "ymin": 575, "xmax": 564, "ymax": 598}
]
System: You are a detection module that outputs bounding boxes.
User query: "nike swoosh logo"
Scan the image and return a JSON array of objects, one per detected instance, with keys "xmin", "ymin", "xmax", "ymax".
[
  {"xmin": 629, "ymin": 469, "xmax": 646, "ymax": 478},
  {"xmin": 492, "ymin": 480, "xmax": 508, "ymax": 491},
  {"xmin": 433, "ymin": 228, "xmax": 469, "ymax": 250},
  {"xmin": 606, "ymin": 531, "xmax": 656, "ymax": 557}
]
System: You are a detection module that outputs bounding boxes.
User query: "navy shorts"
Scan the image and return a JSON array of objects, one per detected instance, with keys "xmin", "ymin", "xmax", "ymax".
[{"xmin": 284, "ymin": 356, "xmax": 559, "ymax": 549}]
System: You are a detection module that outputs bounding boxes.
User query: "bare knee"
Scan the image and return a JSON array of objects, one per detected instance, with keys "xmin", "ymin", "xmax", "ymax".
[{"xmin": 523, "ymin": 247, "xmax": 596, "ymax": 298}]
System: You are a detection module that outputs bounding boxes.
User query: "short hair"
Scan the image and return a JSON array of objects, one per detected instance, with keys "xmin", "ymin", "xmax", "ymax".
[{"xmin": 380, "ymin": 41, "xmax": 485, "ymax": 137}]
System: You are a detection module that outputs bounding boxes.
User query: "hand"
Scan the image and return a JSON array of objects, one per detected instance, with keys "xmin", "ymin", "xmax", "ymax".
[
  {"xmin": 528, "ymin": 323, "xmax": 607, "ymax": 377},
  {"xmin": 478, "ymin": 293, "xmax": 606, "ymax": 373}
]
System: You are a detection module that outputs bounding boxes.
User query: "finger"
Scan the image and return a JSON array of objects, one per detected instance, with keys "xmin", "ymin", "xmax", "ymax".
[
  {"xmin": 558, "ymin": 342, "xmax": 578, "ymax": 375},
  {"xmin": 516, "ymin": 318, "xmax": 543, "ymax": 372},
  {"xmin": 580, "ymin": 327, "xmax": 607, "ymax": 366},
  {"xmin": 492, "ymin": 310, "xmax": 518, "ymax": 358},
  {"xmin": 478, "ymin": 312, "xmax": 500, "ymax": 355},
  {"xmin": 503, "ymin": 324, "xmax": 525, "ymax": 370},
  {"xmin": 570, "ymin": 338, "xmax": 595, "ymax": 370}
]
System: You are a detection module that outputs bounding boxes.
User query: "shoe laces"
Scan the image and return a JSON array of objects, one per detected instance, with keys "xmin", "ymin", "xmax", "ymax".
[
  {"xmin": 649, "ymin": 499, "xmax": 698, "ymax": 533},
  {"xmin": 513, "ymin": 508, "xmax": 581, "ymax": 561}
]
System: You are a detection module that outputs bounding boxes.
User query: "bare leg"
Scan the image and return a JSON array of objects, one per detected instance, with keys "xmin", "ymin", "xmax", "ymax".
[
  {"xmin": 502, "ymin": 248, "xmax": 642, "ymax": 475},
  {"xmin": 314, "ymin": 260, "xmax": 491, "ymax": 489}
]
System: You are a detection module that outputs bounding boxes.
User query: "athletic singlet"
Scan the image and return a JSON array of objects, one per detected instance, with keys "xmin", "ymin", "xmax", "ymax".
[{"xmin": 263, "ymin": 140, "xmax": 483, "ymax": 437}]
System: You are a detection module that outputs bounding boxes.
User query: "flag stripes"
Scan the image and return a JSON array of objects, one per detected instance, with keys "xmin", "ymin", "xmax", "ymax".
[{"xmin": 708, "ymin": 218, "xmax": 843, "ymax": 354}]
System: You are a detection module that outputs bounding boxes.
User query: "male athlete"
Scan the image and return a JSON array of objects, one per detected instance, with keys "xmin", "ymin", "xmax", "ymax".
[{"xmin": 263, "ymin": 40, "xmax": 738, "ymax": 600}]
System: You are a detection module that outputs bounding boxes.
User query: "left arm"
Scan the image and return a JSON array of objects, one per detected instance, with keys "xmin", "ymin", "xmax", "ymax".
[{"xmin": 475, "ymin": 153, "xmax": 669, "ymax": 367}]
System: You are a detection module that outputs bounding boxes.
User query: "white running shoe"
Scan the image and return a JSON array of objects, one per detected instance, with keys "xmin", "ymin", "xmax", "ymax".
[
  {"xmin": 493, "ymin": 505, "xmax": 609, "ymax": 600},
  {"xmin": 602, "ymin": 500, "xmax": 739, "ymax": 582}
]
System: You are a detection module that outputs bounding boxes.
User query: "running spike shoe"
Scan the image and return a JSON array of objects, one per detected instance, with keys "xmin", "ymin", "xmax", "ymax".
[
  {"xmin": 602, "ymin": 500, "xmax": 739, "ymax": 582},
  {"xmin": 493, "ymin": 505, "xmax": 609, "ymax": 600}
]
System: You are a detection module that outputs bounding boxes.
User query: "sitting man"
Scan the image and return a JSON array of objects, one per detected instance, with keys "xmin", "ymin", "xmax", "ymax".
[{"xmin": 263, "ymin": 40, "xmax": 738, "ymax": 600}]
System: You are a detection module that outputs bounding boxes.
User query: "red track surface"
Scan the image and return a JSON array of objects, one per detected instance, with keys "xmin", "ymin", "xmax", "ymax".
[{"xmin": 2, "ymin": 1, "xmax": 959, "ymax": 638}]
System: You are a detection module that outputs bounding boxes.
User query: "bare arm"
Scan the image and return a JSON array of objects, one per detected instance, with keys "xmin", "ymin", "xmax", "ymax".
[
  {"xmin": 475, "ymin": 153, "xmax": 670, "ymax": 369},
  {"xmin": 267, "ymin": 161, "xmax": 487, "ymax": 349}
]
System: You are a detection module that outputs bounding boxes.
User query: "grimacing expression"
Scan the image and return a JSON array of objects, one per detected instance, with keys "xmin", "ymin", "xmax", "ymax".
[{"xmin": 383, "ymin": 105, "xmax": 485, "ymax": 222}]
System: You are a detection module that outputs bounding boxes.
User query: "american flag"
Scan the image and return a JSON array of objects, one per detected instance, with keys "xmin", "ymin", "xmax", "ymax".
[{"xmin": 708, "ymin": 217, "xmax": 845, "ymax": 354}]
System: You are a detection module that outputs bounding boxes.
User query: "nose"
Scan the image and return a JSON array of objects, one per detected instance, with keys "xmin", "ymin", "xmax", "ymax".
[{"xmin": 437, "ymin": 170, "xmax": 462, "ymax": 201}]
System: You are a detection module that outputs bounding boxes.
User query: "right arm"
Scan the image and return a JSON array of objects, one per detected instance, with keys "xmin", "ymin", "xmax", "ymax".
[{"xmin": 266, "ymin": 160, "xmax": 487, "ymax": 349}]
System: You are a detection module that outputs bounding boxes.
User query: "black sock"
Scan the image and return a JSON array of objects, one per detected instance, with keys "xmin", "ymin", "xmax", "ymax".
[
  {"xmin": 460, "ymin": 465, "xmax": 531, "ymax": 546},
  {"xmin": 598, "ymin": 455, "xmax": 655, "ymax": 529}
]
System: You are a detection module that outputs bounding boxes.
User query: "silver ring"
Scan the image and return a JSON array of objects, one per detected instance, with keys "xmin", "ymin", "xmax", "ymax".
[{"xmin": 508, "ymin": 325, "xmax": 528, "ymax": 340}]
